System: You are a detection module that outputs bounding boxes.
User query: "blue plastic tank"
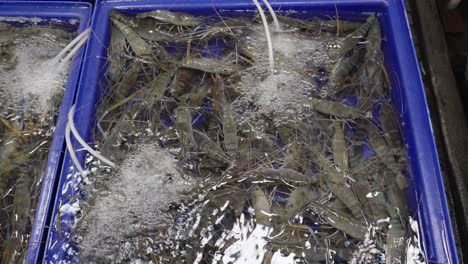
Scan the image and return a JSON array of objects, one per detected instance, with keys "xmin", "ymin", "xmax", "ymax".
[
  {"xmin": 43, "ymin": 0, "xmax": 459, "ymax": 263},
  {"xmin": 0, "ymin": 1, "xmax": 92, "ymax": 263}
]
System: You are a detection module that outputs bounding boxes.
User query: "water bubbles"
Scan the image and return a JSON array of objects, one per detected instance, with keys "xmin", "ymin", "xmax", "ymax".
[
  {"xmin": 77, "ymin": 145, "xmax": 197, "ymax": 262},
  {"xmin": 233, "ymin": 26, "xmax": 340, "ymax": 123},
  {"xmin": 0, "ymin": 30, "xmax": 71, "ymax": 115}
]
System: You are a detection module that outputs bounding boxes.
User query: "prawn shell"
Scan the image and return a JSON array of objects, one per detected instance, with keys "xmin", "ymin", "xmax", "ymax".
[
  {"xmin": 332, "ymin": 122, "xmax": 349, "ymax": 173},
  {"xmin": 285, "ymin": 186, "xmax": 319, "ymax": 219},
  {"xmin": 133, "ymin": 18, "xmax": 175, "ymax": 42},
  {"xmin": 254, "ymin": 168, "xmax": 317, "ymax": 186},
  {"xmin": 385, "ymin": 220, "xmax": 407, "ymax": 264},
  {"xmin": 322, "ymin": 19, "xmax": 362, "ymax": 34},
  {"xmin": 136, "ymin": 9, "xmax": 203, "ymax": 27},
  {"xmin": 149, "ymin": 72, "xmax": 171, "ymax": 103},
  {"xmin": 338, "ymin": 15, "xmax": 376, "ymax": 58},
  {"xmin": 193, "ymin": 130, "xmax": 231, "ymax": 164},
  {"xmin": 365, "ymin": 18, "xmax": 382, "ymax": 61},
  {"xmin": 309, "ymin": 98, "xmax": 366, "ymax": 119},
  {"xmin": 353, "ymin": 181, "xmax": 389, "ymax": 222},
  {"xmin": 3, "ymin": 167, "xmax": 32, "ymax": 263},
  {"xmin": 115, "ymin": 62, "xmax": 141, "ymax": 98},
  {"xmin": 252, "ymin": 187, "xmax": 272, "ymax": 225},
  {"xmin": 309, "ymin": 202, "xmax": 367, "ymax": 240},
  {"xmin": 179, "ymin": 58, "xmax": 236, "ymax": 75},
  {"xmin": 329, "ymin": 47, "xmax": 365, "ymax": 88},
  {"xmin": 222, "ymin": 102, "xmax": 238, "ymax": 160},
  {"xmin": 330, "ymin": 183, "xmax": 364, "ymax": 220},
  {"xmin": 175, "ymin": 107, "xmax": 196, "ymax": 153},
  {"xmin": 380, "ymin": 103, "xmax": 406, "ymax": 161},
  {"xmin": 110, "ymin": 17, "xmax": 150, "ymax": 57},
  {"xmin": 368, "ymin": 126, "xmax": 402, "ymax": 175},
  {"xmin": 108, "ymin": 27, "xmax": 126, "ymax": 82}
]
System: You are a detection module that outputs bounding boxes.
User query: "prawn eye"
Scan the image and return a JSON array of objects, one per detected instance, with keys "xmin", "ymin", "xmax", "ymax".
[
  {"xmin": 317, "ymin": 67, "xmax": 327, "ymax": 76},
  {"xmin": 164, "ymin": 173, "xmax": 173, "ymax": 183}
]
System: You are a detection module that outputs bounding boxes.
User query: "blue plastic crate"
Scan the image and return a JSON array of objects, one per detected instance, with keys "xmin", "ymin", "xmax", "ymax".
[
  {"xmin": 43, "ymin": 0, "xmax": 459, "ymax": 263},
  {"xmin": 0, "ymin": 0, "xmax": 94, "ymax": 2},
  {"xmin": 0, "ymin": 1, "xmax": 92, "ymax": 263}
]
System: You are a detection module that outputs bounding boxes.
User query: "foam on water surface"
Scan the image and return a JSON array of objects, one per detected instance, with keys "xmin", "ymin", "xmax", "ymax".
[
  {"xmin": 0, "ymin": 16, "xmax": 44, "ymax": 24},
  {"xmin": 233, "ymin": 25, "xmax": 342, "ymax": 121},
  {"xmin": 0, "ymin": 29, "xmax": 71, "ymax": 115},
  {"xmin": 406, "ymin": 217, "xmax": 426, "ymax": 264},
  {"xmin": 77, "ymin": 145, "xmax": 197, "ymax": 262},
  {"xmin": 221, "ymin": 214, "xmax": 269, "ymax": 264}
]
